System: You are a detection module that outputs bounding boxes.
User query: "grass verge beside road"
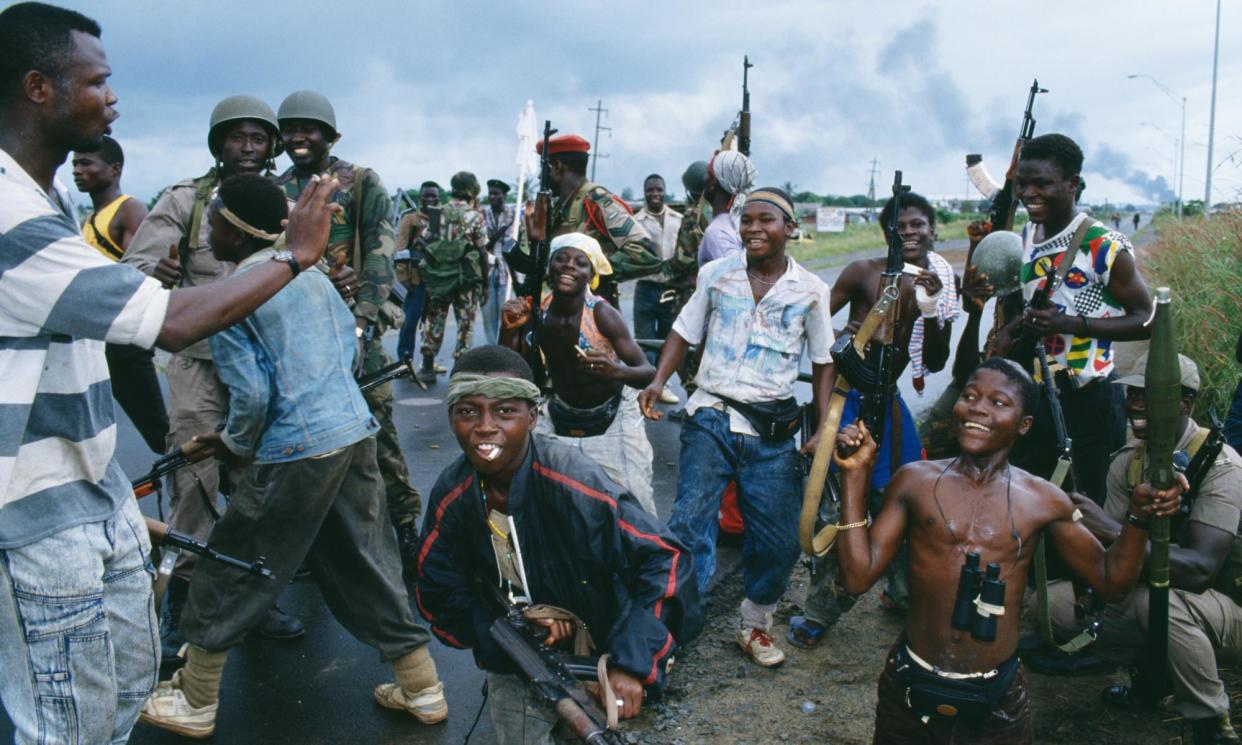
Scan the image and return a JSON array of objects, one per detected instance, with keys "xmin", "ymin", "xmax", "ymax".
[
  {"xmin": 1145, "ymin": 212, "xmax": 1242, "ymax": 419},
  {"xmin": 789, "ymin": 212, "xmax": 1025, "ymax": 266}
]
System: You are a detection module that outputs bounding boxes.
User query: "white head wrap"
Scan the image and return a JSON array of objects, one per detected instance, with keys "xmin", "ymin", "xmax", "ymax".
[
  {"xmin": 549, "ymin": 233, "xmax": 613, "ymax": 289},
  {"xmin": 709, "ymin": 150, "xmax": 757, "ymax": 226}
]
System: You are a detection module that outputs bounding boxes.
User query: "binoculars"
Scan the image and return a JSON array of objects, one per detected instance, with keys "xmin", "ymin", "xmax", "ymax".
[{"xmin": 950, "ymin": 552, "xmax": 1006, "ymax": 643}]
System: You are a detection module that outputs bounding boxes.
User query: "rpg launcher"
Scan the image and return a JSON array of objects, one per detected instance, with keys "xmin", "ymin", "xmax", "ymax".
[
  {"xmin": 485, "ymin": 585, "xmax": 624, "ymax": 745},
  {"xmin": 523, "ymin": 120, "xmax": 557, "ymax": 388},
  {"xmin": 829, "ymin": 170, "xmax": 911, "ymax": 453},
  {"xmin": 966, "ymin": 78, "xmax": 1047, "ymax": 233},
  {"xmin": 1134, "ymin": 286, "xmax": 1180, "ymax": 705}
]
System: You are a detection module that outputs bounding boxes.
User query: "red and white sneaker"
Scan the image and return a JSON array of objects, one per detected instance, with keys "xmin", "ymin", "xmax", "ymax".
[{"xmin": 737, "ymin": 626, "xmax": 786, "ymax": 667}]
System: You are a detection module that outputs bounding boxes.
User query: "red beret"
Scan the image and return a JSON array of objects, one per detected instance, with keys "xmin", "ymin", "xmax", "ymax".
[{"xmin": 536, "ymin": 134, "xmax": 591, "ymax": 155}]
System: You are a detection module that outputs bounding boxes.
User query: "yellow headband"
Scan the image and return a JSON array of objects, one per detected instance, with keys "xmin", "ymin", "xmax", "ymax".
[
  {"xmin": 746, "ymin": 189, "xmax": 796, "ymax": 222},
  {"xmin": 218, "ymin": 205, "xmax": 282, "ymax": 242}
]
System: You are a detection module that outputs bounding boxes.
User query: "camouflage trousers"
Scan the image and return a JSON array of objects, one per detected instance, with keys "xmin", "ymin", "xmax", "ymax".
[
  {"xmin": 803, "ymin": 487, "xmax": 909, "ymax": 626},
  {"xmin": 420, "ymin": 289, "xmax": 479, "ymax": 363},
  {"xmin": 361, "ymin": 334, "xmax": 422, "ymax": 527}
]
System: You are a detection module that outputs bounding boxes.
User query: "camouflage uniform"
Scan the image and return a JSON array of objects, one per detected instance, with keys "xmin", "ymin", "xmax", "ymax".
[
  {"xmin": 124, "ymin": 168, "xmax": 230, "ymax": 580},
  {"xmin": 276, "ymin": 158, "xmax": 421, "ymax": 528},
  {"xmin": 666, "ymin": 198, "xmax": 711, "ymax": 393},
  {"xmin": 551, "ymin": 181, "xmax": 659, "ymax": 306},
  {"xmin": 419, "ymin": 198, "xmax": 487, "ymax": 363}
]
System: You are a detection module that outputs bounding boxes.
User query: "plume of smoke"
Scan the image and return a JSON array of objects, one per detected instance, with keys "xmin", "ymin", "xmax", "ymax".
[{"xmin": 1091, "ymin": 143, "xmax": 1176, "ymax": 203}]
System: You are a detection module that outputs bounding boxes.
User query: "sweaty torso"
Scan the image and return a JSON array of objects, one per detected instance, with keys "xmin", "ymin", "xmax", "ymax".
[
  {"xmin": 841, "ymin": 258, "xmax": 926, "ymax": 376},
  {"xmin": 538, "ymin": 293, "xmax": 620, "ymax": 408},
  {"xmin": 894, "ymin": 459, "xmax": 1062, "ymax": 672}
]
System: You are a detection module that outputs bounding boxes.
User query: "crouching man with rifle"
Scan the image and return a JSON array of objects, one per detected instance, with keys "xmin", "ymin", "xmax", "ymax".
[
  {"xmin": 416, "ymin": 345, "xmax": 701, "ymax": 744},
  {"xmin": 1046, "ymin": 344, "xmax": 1242, "ymax": 745}
]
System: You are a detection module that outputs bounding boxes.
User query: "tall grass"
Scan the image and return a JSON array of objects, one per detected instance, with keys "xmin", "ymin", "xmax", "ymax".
[{"xmin": 1144, "ymin": 212, "xmax": 1242, "ymax": 419}]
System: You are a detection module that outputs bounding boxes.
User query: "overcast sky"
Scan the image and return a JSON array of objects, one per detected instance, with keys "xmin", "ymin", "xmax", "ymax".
[{"xmin": 62, "ymin": 0, "xmax": 1239, "ymax": 208}]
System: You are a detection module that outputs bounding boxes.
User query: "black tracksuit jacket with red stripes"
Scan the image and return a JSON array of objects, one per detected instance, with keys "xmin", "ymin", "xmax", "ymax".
[{"xmin": 414, "ymin": 434, "xmax": 701, "ymax": 692}]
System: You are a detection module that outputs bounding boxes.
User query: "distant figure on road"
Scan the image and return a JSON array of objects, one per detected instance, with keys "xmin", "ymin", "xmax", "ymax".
[
  {"xmin": 1112, "ymin": 212, "xmax": 1121, "ymax": 230},
  {"xmin": 1133, "ymin": 212, "xmax": 1141, "ymax": 232}
]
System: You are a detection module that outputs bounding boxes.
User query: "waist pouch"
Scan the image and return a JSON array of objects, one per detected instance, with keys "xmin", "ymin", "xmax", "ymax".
[
  {"xmin": 894, "ymin": 645, "xmax": 1019, "ymax": 724},
  {"xmin": 548, "ymin": 391, "xmax": 623, "ymax": 438},
  {"xmin": 714, "ymin": 394, "xmax": 802, "ymax": 442}
]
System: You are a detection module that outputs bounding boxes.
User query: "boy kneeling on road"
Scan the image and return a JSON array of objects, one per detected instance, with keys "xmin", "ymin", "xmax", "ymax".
[
  {"xmin": 416, "ymin": 345, "xmax": 700, "ymax": 744},
  {"xmin": 140, "ymin": 174, "xmax": 446, "ymax": 738}
]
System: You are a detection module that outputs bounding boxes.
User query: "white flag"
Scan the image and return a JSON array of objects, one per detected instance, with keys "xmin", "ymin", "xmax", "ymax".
[{"xmin": 511, "ymin": 100, "xmax": 539, "ymax": 241}]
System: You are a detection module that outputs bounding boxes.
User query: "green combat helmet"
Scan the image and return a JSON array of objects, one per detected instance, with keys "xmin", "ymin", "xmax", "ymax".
[
  {"xmin": 682, "ymin": 160, "xmax": 709, "ymax": 198},
  {"xmin": 969, "ymin": 230, "xmax": 1024, "ymax": 296},
  {"xmin": 450, "ymin": 171, "xmax": 480, "ymax": 198},
  {"xmin": 277, "ymin": 89, "xmax": 337, "ymax": 138},
  {"xmin": 208, "ymin": 95, "xmax": 282, "ymax": 158}
]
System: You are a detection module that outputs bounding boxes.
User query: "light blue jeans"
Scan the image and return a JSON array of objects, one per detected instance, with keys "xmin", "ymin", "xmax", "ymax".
[
  {"xmin": 0, "ymin": 497, "xmax": 159, "ymax": 745},
  {"xmin": 479, "ymin": 264, "xmax": 508, "ymax": 346}
]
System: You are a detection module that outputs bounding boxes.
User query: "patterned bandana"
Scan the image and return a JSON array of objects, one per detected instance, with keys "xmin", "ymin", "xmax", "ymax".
[
  {"xmin": 746, "ymin": 189, "xmax": 795, "ymax": 221},
  {"xmin": 446, "ymin": 373, "xmax": 541, "ymax": 408}
]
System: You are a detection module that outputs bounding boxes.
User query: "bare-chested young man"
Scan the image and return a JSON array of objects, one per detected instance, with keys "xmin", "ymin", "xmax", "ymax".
[
  {"xmin": 500, "ymin": 233, "xmax": 657, "ymax": 514},
  {"xmin": 833, "ymin": 357, "xmax": 1180, "ymax": 743}
]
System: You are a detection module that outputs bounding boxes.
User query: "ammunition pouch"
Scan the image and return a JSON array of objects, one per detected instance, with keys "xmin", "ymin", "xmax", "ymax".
[
  {"xmin": 895, "ymin": 645, "xmax": 1019, "ymax": 723},
  {"xmin": 715, "ymin": 394, "xmax": 802, "ymax": 442}
]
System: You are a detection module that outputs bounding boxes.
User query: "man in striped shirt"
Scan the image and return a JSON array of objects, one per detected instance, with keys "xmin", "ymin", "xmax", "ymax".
[{"xmin": 0, "ymin": 5, "xmax": 340, "ymax": 743}]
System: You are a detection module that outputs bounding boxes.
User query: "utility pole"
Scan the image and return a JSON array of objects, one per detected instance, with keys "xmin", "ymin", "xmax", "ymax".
[
  {"xmin": 588, "ymin": 99, "xmax": 611, "ymax": 182},
  {"xmin": 1205, "ymin": 0, "xmax": 1221, "ymax": 210},
  {"xmin": 866, "ymin": 158, "xmax": 879, "ymax": 218}
]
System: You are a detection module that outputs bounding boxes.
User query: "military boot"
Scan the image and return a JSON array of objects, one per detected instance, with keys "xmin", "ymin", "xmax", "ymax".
[
  {"xmin": 416, "ymin": 356, "xmax": 437, "ymax": 387},
  {"xmin": 254, "ymin": 603, "xmax": 305, "ymax": 641},
  {"xmin": 160, "ymin": 577, "xmax": 190, "ymax": 666},
  {"xmin": 1191, "ymin": 714, "xmax": 1240, "ymax": 744},
  {"xmin": 396, "ymin": 522, "xmax": 421, "ymax": 579}
]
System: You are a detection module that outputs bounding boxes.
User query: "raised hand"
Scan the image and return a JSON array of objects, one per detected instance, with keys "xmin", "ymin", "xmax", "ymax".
[
  {"xmin": 284, "ymin": 175, "xmax": 342, "ymax": 270},
  {"xmin": 154, "ymin": 242, "xmax": 183, "ymax": 288}
]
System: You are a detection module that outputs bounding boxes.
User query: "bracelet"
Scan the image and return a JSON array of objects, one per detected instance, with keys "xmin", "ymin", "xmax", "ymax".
[
  {"xmin": 1125, "ymin": 512, "xmax": 1151, "ymax": 530},
  {"xmin": 836, "ymin": 519, "xmax": 869, "ymax": 531}
]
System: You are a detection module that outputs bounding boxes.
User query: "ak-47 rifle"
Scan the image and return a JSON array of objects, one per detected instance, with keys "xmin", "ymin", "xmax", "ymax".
[
  {"xmin": 524, "ymin": 120, "xmax": 557, "ymax": 387},
  {"xmin": 486, "ymin": 584, "xmax": 623, "ymax": 745},
  {"xmin": 357, "ymin": 356, "xmax": 418, "ymax": 393},
  {"xmin": 145, "ymin": 516, "xmax": 272, "ymax": 580},
  {"xmin": 829, "ymin": 170, "xmax": 910, "ymax": 451},
  {"xmin": 1134, "ymin": 286, "xmax": 1180, "ymax": 704},
  {"xmin": 720, "ymin": 56, "xmax": 753, "ymax": 156},
  {"xmin": 966, "ymin": 79, "xmax": 1047, "ymax": 234},
  {"xmin": 131, "ymin": 440, "xmax": 210, "ymax": 498}
]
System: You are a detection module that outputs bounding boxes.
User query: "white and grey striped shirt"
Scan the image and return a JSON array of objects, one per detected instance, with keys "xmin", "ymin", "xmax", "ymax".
[{"xmin": 0, "ymin": 148, "xmax": 169, "ymax": 548}]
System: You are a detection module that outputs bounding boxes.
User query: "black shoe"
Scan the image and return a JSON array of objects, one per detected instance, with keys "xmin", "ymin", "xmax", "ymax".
[
  {"xmin": 396, "ymin": 522, "xmax": 421, "ymax": 578},
  {"xmin": 416, "ymin": 357, "xmax": 436, "ymax": 387},
  {"xmin": 1192, "ymin": 715, "xmax": 1241, "ymax": 744},
  {"xmin": 1021, "ymin": 638, "xmax": 1113, "ymax": 676},
  {"xmin": 159, "ymin": 577, "xmax": 189, "ymax": 666},
  {"xmin": 255, "ymin": 604, "xmax": 305, "ymax": 641},
  {"xmin": 1100, "ymin": 684, "xmax": 1145, "ymax": 710}
]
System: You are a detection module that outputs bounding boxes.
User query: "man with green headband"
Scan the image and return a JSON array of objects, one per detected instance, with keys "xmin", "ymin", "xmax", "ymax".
[{"xmin": 416, "ymin": 345, "xmax": 700, "ymax": 744}]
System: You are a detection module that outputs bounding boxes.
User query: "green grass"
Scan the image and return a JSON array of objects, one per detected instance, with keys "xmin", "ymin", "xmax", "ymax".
[
  {"xmin": 1144, "ymin": 212, "xmax": 1242, "ymax": 419},
  {"xmin": 789, "ymin": 212, "xmax": 1027, "ymax": 266}
]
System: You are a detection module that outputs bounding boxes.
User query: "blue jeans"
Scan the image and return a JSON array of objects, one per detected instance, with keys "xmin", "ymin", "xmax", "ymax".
[
  {"xmin": 632, "ymin": 280, "xmax": 675, "ymax": 365},
  {"xmin": 479, "ymin": 265, "xmax": 508, "ymax": 346},
  {"xmin": 0, "ymin": 498, "xmax": 159, "ymax": 745},
  {"xmin": 396, "ymin": 282, "xmax": 425, "ymax": 362},
  {"xmin": 667, "ymin": 407, "xmax": 803, "ymax": 605}
]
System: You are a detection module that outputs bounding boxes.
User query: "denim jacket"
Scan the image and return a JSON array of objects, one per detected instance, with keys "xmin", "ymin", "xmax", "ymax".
[{"xmin": 210, "ymin": 248, "xmax": 378, "ymax": 463}]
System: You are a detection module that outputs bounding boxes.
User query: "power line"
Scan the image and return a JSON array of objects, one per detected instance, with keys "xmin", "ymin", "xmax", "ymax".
[{"xmin": 588, "ymin": 99, "xmax": 611, "ymax": 182}]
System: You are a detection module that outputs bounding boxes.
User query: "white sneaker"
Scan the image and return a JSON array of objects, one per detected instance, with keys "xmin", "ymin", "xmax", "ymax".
[
  {"xmin": 374, "ymin": 681, "xmax": 448, "ymax": 724},
  {"xmin": 138, "ymin": 669, "xmax": 218, "ymax": 739},
  {"xmin": 737, "ymin": 626, "xmax": 786, "ymax": 667},
  {"xmin": 659, "ymin": 388, "xmax": 681, "ymax": 404}
]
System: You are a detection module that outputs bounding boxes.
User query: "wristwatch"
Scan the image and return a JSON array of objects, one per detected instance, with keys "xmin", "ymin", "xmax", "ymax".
[
  {"xmin": 1125, "ymin": 512, "xmax": 1151, "ymax": 530},
  {"xmin": 271, "ymin": 249, "xmax": 300, "ymax": 277}
]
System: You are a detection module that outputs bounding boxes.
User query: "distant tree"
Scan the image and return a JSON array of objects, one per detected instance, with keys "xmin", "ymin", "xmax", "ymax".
[
  {"xmin": 621, "ymin": 186, "xmax": 635, "ymax": 201},
  {"xmin": 781, "ymin": 181, "xmax": 798, "ymax": 196}
]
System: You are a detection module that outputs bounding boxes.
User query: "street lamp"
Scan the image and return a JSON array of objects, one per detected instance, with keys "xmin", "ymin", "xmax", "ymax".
[{"xmin": 1129, "ymin": 74, "xmax": 1186, "ymax": 217}]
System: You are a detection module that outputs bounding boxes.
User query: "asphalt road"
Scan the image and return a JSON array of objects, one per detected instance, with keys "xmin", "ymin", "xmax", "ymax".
[{"xmin": 1, "ymin": 215, "xmax": 1148, "ymax": 744}]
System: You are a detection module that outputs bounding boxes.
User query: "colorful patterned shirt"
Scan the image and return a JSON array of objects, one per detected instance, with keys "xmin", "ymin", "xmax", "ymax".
[{"xmin": 1020, "ymin": 214, "xmax": 1133, "ymax": 383}]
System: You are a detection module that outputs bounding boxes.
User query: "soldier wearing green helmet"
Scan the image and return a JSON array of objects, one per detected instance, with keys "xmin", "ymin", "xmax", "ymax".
[
  {"xmin": 274, "ymin": 90, "xmax": 425, "ymax": 573},
  {"xmin": 415, "ymin": 170, "xmax": 488, "ymax": 385},
  {"xmin": 663, "ymin": 160, "xmax": 712, "ymax": 396},
  {"xmin": 123, "ymin": 94, "xmax": 307, "ymax": 660}
]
